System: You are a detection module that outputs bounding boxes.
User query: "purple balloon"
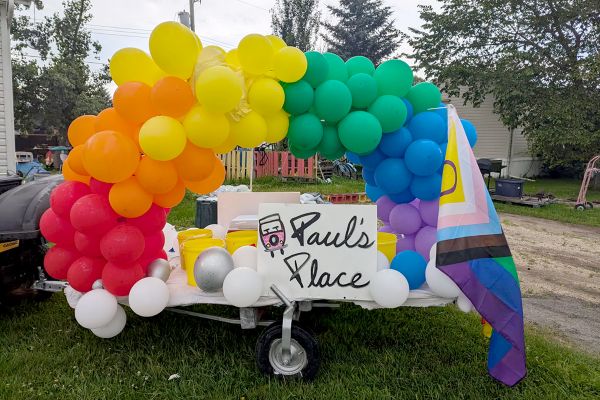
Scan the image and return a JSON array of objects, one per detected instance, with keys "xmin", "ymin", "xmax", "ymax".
[
  {"xmin": 396, "ymin": 233, "xmax": 415, "ymax": 253},
  {"xmin": 410, "ymin": 198, "xmax": 421, "ymax": 208},
  {"xmin": 419, "ymin": 200, "xmax": 439, "ymax": 227},
  {"xmin": 415, "ymin": 226, "xmax": 437, "ymax": 261},
  {"xmin": 378, "ymin": 224, "xmax": 394, "ymax": 233},
  {"xmin": 376, "ymin": 196, "xmax": 396, "ymax": 223},
  {"xmin": 389, "ymin": 204, "xmax": 422, "ymax": 235}
]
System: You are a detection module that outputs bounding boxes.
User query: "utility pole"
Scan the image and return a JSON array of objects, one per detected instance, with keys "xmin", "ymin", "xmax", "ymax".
[{"xmin": 189, "ymin": 0, "xmax": 201, "ymax": 32}]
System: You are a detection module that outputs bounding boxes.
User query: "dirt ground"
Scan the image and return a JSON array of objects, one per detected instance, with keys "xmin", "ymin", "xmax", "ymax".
[{"xmin": 500, "ymin": 213, "xmax": 600, "ymax": 354}]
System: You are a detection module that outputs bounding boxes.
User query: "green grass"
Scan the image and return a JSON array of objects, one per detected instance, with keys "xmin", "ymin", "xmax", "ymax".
[{"xmin": 1, "ymin": 297, "xmax": 599, "ymax": 399}]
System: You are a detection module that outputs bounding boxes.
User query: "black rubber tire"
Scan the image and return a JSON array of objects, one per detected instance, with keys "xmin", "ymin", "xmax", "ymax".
[
  {"xmin": 586, "ymin": 202, "xmax": 594, "ymax": 209},
  {"xmin": 575, "ymin": 204, "xmax": 585, "ymax": 211},
  {"xmin": 256, "ymin": 322, "xmax": 320, "ymax": 381}
]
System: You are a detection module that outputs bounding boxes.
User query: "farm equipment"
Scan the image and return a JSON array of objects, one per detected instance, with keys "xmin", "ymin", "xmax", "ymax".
[{"xmin": 575, "ymin": 155, "xmax": 600, "ymax": 211}]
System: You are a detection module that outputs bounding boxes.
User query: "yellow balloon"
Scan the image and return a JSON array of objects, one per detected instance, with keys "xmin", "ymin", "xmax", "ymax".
[
  {"xmin": 139, "ymin": 116, "xmax": 187, "ymax": 161},
  {"xmin": 183, "ymin": 105, "xmax": 230, "ymax": 148},
  {"xmin": 248, "ymin": 78, "xmax": 285, "ymax": 116},
  {"xmin": 225, "ymin": 49, "xmax": 240, "ymax": 68},
  {"xmin": 230, "ymin": 111, "xmax": 267, "ymax": 149},
  {"xmin": 195, "ymin": 66, "xmax": 243, "ymax": 113},
  {"xmin": 109, "ymin": 48, "xmax": 166, "ymax": 86},
  {"xmin": 273, "ymin": 46, "xmax": 307, "ymax": 83},
  {"xmin": 212, "ymin": 134, "xmax": 237, "ymax": 154},
  {"xmin": 237, "ymin": 34, "xmax": 274, "ymax": 75},
  {"xmin": 265, "ymin": 110, "xmax": 290, "ymax": 143},
  {"xmin": 197, "ymin": 45, "xmax": 226, "ymax": 67},
  {"xmin": 266, "ymin": 35, "xmax": 286, "ymax": 51},
  {"xmin": 149, "ymin": 22, "xmax": 201, "ymax": 80}
]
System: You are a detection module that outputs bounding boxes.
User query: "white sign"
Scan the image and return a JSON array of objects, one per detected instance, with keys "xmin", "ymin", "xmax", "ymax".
[{"xmin": 257, "ymin": 203, "xmax": 378, "ymax": 301}]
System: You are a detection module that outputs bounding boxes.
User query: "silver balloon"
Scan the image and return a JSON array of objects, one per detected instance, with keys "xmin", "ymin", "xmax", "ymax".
[
  {"xmin": 194, "ymin": 247, "xmax": 234, "ymax": 292},
  {"xmin": 147, "ymin": 259, "xmax": 172, "ymax": 282}
]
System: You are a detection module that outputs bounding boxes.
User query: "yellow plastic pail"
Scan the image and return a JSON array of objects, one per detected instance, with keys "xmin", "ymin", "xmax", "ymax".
[
  {"xmin": 377, "ymin": 232, "xmax": 397, "ymax": 262},
  {"xmin": 225, "ymin": 230, "xmax": 258, "ymax": 254}
]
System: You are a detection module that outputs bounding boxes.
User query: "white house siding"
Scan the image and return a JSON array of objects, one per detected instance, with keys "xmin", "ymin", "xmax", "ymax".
[{"xmin": 0, "ymin": 1, "xmax": 16, "ymax": 175}]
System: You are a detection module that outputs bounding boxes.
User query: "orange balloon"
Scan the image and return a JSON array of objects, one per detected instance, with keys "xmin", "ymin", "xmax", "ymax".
[
  {"xmin": 151, "ymin": 76, "xmax": 195, "ymax": 118},
  {"xmin": 109, "ymin": 176, "xmax": 153, "ymax": 218},
  {"xmin": 154, "ymin": 179, "xmax": 186, "ymax": 208},
  {"xmin": 67, "ymin": 145, "xmax": 87, "ymax": 175},
  {"xmin": 95, "ymin": 107, "xmax": 140, "ymax": 137},
  {"xmin": 172, "ymin": 142, "xmax": 216, "ymax": 181},
  {"xmin": 62, "ymin": 159, "xmax": 91, "ymax": 185},
  {"xmin": 135, "ymin": 156, "xmax": 178, "ymax": 194},
  {"xmin": 82, "ymin": 131, "xmax": 140, "ymax": 183},
  {"xmin": 68, "ymin": 115, "xmax": 97, "ymax": 147},
  {"xmin": 113, "ymin": 82, "xmax": 156, "ymax": 124},
  {"xmin": 184, "ymin": 157, "xmax": 225, "ymax": 194}
]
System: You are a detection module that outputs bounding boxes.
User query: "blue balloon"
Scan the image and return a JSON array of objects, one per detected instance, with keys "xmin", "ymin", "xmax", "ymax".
[
  {"xmin": 402, "ymin": 99, "xmax": 414, "ymax": 124},
  {"xmin": 410, "ymin": 173, "xmax": 442, "ymax": 201},
  {"xmin": 433, "ymin": 102, "xmax": 448, "ymax": 130},
  {"xmin": 365, "ymin": 183, "xmax": 385, "ymax": 202},
  {"xmin": 408, "ymin": 111, "xmax": 446, "ymax": 144},
  {"xmin": 379, "ymin": 127, "xmax": 412, "ymax": 158},
  {"xmin": 362, "ymin": 168, "xmax": 376, "ymax": 185},
  {"xmin": 461, "ymin": 119, "xmax": 477, "ymax": 147},
  {"xmin": 346, "ymin": 151, "xmax": 361, "ymax": 164},
  {"xmin": 438, "ymin": 142, "xmax": 448, "ymax": 174},
  {"xmin": 374, "ymin": 158, "xmax": 412, "ymax": 194},
  {"xmin": 389, "ymin": 189, "xmax": 415, "ymax": 204},
  {"xmin": 391, "ymin": 250, "xmax": 427, "ymax": 289},
  {"xmin": 359, "ymin": 148, "xmax": 385, "ymax": 169},
  {"xmin": 405, "ymin": 139, "xmax": 443, "ymax": 176}
]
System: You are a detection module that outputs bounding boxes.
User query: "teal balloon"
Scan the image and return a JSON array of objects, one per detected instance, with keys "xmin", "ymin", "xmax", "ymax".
[
  {"xmin": 346, "ymin": 56, "xmax": 375, "ymax": 77},
  {"xmin": 346, "ymin": 73, "xmax": 377, "ymax": 108},
  {"xmin": 373, "ymin": 59, "xmax": 413, "ymax": 97},
  {"xmin": 323, "ymin": 52, "xmax": 348, "ymax": 82},
  {"xmin": 338, "ymin": 111, "xmax": 382, "ymax": 155},
  {"xmin": 368, "ymin": 95, "xmax": 408, "ymax": 133},
  {"xmin": 302, "ymin": 51, "xmax": 329, "ymax": 88},
  {"xmin": 290, "ymin": 144, "xmax": 317, "ymax": 159},
  {"xmin": 405, "ymin": 82, "xmax": 442, "ymax": 115},
  {"xmin": 283, "ymin": 80, "xmax": 314, "ymax": 115},
  {"xmin": 287, "ymin": 113, "xmax": 323, "ymax": 150},
  {"xmin": 318, "ymin": 125, "xmax": 345, "ymax": 160},
  {"xmin": 314, "ymin": 80, "xmax": 352, "ymax": 123}
]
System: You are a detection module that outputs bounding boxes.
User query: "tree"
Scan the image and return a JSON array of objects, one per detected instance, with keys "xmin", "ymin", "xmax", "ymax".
[
  {"xmin": 11, "ymin": 0, "xmax": 110, "ymax": 142},
  {"xmin": 271, "ymin": 0, "xmax": 321, "ymax": 51},
  {"xmin": 321, "ymin": 0, "xmax": 401, "ymax": 65},
  {"xmin": 408, "ymin": 0, "xmax": 600, "ymax": 174}
]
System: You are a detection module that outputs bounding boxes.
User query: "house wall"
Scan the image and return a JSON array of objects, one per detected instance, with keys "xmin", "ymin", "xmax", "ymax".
[{"xmin": 0, "ymin": 1, "xmax": 16, "ymax": 175}]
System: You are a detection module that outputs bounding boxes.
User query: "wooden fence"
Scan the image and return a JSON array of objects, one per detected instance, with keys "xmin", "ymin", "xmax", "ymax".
[{"xmin": 218, "ymin": 149, "xmax": 317, "ymax": 181}]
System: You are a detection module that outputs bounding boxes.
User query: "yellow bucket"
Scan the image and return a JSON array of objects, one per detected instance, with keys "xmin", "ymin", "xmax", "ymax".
[
  {"xmin": 182, "ymin": 238, "xmax": 226, "ymax": 286},
  {"xmin": 377, "ymin": 232, "xmax": 397, "ymax": 262},
  {"xmin": 177, "ymin": 229, "xmax": 212, "ymax": 270},
  {"xmin": 225, "ymin": 230, "xmax": 258, "ymax": 254}
]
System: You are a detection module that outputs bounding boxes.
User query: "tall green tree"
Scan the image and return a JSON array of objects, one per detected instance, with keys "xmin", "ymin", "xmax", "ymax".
[
  {"xmin": 12, "ymin": 0, "xmax": 110, "ymax": 142},
  {"xmin": 321, "ymin": 0, "xmax": 401, "ymax": 64},
  {"xmin": 271, "ymin": 0, "xmax": 321, "ymax": 51},
  {"xmin": 408, "ymin": 0, "xmax": 600, "ymax": 174}
]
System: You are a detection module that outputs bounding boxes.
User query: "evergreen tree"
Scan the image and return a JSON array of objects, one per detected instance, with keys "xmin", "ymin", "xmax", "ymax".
[
  {"xmin": 271, "ymin": 0, "xmax": 321, "ymax": 52},
  {"xmin": 321, "ymin": 0, "xmax": 401, "ymax": 64}
]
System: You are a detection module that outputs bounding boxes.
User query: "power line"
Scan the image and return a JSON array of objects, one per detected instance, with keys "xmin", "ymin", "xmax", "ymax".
[
  {"xmin": 20, "ymin": 53, "xmax": 106, "ymax": 65},
  {"xmin": 232, "ymin": 0, "xmax": 269, "ymax": 11}
]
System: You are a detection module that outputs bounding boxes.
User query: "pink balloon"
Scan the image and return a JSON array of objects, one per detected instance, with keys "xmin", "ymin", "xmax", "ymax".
[
  {"xmin": 415, "ymin": 226, "xmax": 437, "ymax": 261},
  {"xmin": 144, "ymin": 231, "xmax": 165, "ymax": 255},
  {"xmin": 419, "ymin": 200, "xmax": 439, "ymax": 227},
  {"xmin": 67, "ymin": 256, "xmax": 104, "ymax": 292},
  {"xmin": 127, "ymin": 204, "xmax": 167, "ymax": 233},
  {"xmin": 376, "ymin": 196, "xmax": 396, "ymax": 223},
  {"xmin": 389, "ymin": 204, "xmax": 422, "ymax": 235},
  {"xmin": 89, "ymin": 178, "xmax": 112, "ymax": 196},
  {"xmin": 70, "ymin": 194, "xmax": 119, "ymax": 235},
  {"xmin": 102, "ymin": 261, "xmax": 144, "ymax": 296},
  {"xmin": 40, "ymin": 209, "xmax": 75, "ymax": 247},
  {"xmin": 100, "ymin": 223, "xmax": 145, "ymax": 263},
  {"xmin": 138, "ymin": 249, "xmax": 168, "ymax": 274},
  {"xmin": 50, "ymin": 181, "xmax": 90, "ymax": 218},
  {"xmin": 74, "ymin": 231, "xmax": 103, "ymax": 258},
  {"xmin": 396, "ymin": 233, "xmax": 416, "ymax": 253},
  {"xmin": 43, "ymin": 245, "xmax": 80, "ymax": 280}
]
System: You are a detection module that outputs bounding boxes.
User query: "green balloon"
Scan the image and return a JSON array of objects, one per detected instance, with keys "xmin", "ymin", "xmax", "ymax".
[
  {"xmin": 283, "ymin": 80, "xmax": 314, "ymax": 115},
  {"xmin": 338, "ymin": 111, "xmax": 382, "ymax": 155},
  {"xmin": 314, "ymin": 80, "xmax": 352, "ymax": 123},
  {"xmin": 303, "ymin": 51, "xmax": 329, "ymax": 88},
  {"xmin": 288, "ymin": 113, "xmax": 323, "ymax": 150},
  {"xmin": 374, "ymin": 59, "xmax": 413, "ymax": 97},
  {"xmin": 346, "ymin": 73, "xmax": 378, "ymax": 108},
  {"xmin": 318, "ymin": 125, "xmax": 345, "ymax": 159},
  {"xmin": 290, "ymin": 144, "xmax": 317, "ymax": 159},
  {"xmin": 346, "ymin": 56, "xmax": 375, "ymax": 77},
  {"xmin": 368, "ymin": 95, "xmax": 408, "ymax": 133},
  {"xmin": 405, "ymin": 82, "xmax": 442, "ymax": 115},
  {"xmin": 323, "ymin": 52, "xmax": 348, "ymax": 82}
]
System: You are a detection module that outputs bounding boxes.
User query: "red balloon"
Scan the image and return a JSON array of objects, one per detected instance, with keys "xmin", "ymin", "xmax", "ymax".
[
  {"xmin": 100, "ymin": 223, "xmax": 145, "ymax": 263},
  {"xmin": 127, "ymin": 204, "xmax": 167, "ymax": 233},
  {"xmin": 67, "ymin": 256, "xmax": 104, "ymax": 292},
  {"xmin": 70, "ymin": 194, "xmax": 119, "ymax": 235},
  {"xmin": 40, "ymin": 209, "xmax": 75, "ymax": 247},
  {"xmin": 50, "ymin": 181, "xmax": 90, "ymax": 218},
  {"xmin": 74, "ymin": 231, "xmax": 103, "ymax": 258},
  {"xmin": 89, "ymin": 178, "xmax": 112, "ymax": 196},
  {"xmin": 44, "ymin": 245, "xmax": 80, "ymax": 280},
  {"xmin": 102, "ymin": 261, "xmax": 144, "ymax": 296},
  {"xmin": 144, "ymin": 230, "xmax": 165, "ymax": 255}
]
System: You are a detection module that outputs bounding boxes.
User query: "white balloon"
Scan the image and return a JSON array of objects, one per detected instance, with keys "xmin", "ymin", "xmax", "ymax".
[
  {"xmin": 128, "ymin": 277, "xmax": 170, "ymax": 317},
  {"xmin": 74, "ymin": 289, "xmax": 118, "ymax": 329},
  {"xmin": 369, "ymin": 269, "xmax": 410, "ymax": 308},
  {"xmin": 429, "ymin": 243, "xmax": 437, "ymax": 262},
  {"xmin": 425, "ymin": 261, "xmax": 461, "ymax": 298},
  {"xmin": 223, "ymin": 267, "xmax": 263, "ymax": 308},
  {"xmin": 205, "ymin": 224, "xmax": 227, "ymax": 239},
  {"xmin": 456, "ymin": 294, "xmax": 473, "ymax": 313},
  {"xmin": 91, "ymin": 305, "xmax": 127, "ymax": 338},
  {"xmin": 232, "ymin": 245, "xmax": 258, "ymax": 270},
  {"xmin": 376, "ymin": 251, "xmax": 390, "ymax": 271}
]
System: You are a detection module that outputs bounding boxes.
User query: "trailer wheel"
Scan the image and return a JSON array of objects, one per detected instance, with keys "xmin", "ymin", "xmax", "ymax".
[
  {"xmin": 575, "ymin": 203, "xmax": 586, "ymax": 211},
  {"xmin": 256, "ymin": 322, "xmax": 320, "ymax": 380},
  {"xmin": 585, "ymin": 202, "xmax": 594, "ymax": 209}
]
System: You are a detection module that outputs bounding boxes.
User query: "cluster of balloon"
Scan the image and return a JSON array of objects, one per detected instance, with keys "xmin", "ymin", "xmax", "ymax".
[{"xmin": 41, "ymin": 21, "xmax": 306, "ymax": 336}]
